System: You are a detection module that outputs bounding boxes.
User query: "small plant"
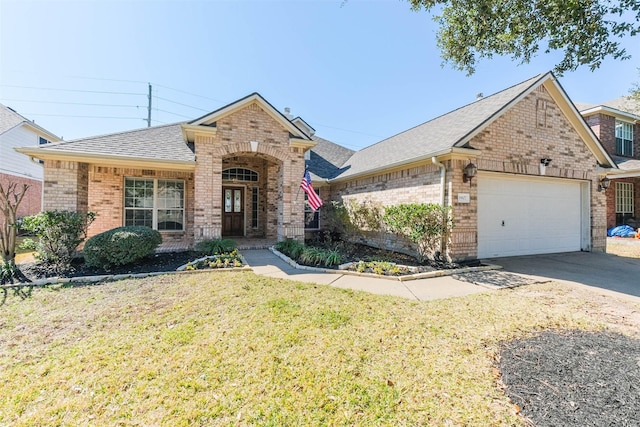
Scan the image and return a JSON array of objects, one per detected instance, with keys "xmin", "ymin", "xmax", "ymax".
[
  {"xmin": 348, "ymin": 260, "xmax": 409, "ymax": 276},
  {"xmin": 323, "ymin": 249, "xmax": 342, "ymax": 267},
  {"xmin": 274, "ymin": 238, "xmax": 305, "ymax": 260},
  {"xmin": 183, "ymin": 250, "xmax": 243, "ymax": 271},
  {"xmin": 20, "ymin": 210, "xmax": 95, "ymax": 272},
  {"xmin": 195, "ymin": 238, "xmax": 237, "ymax": 255},
  {"xmin": 83, "ymin": 226, "xmax": 162, "ymax": 269}
]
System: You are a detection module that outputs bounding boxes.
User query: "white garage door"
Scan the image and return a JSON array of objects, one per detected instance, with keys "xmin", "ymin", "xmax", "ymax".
[{"xmin": 477, "ymin": 174, "xmax": 587, "ymax": 258}]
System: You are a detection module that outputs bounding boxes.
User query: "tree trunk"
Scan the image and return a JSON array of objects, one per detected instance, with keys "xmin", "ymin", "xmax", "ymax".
[{"xmin": 0, "ymin": 182, "xmax": 29, "ymax": 267}]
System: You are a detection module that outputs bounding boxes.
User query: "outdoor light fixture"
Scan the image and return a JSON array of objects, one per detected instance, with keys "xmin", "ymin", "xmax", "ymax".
[
  {"xmin": 598, "ymin": 176, "xmax": 611, "ymax": 192},
  {"xmin": 540, "ymin": 158, "xmax": 552, "ymax": 166},
  {"xmin": 463, "ymin": 162, "xmax": 478, "ymax": 184}
]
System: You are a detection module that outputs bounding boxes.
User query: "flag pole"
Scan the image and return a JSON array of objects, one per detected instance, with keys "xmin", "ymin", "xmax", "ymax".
[{"xmin": 296, "ymin": 166, "xmax": 307, "ymax": 201}]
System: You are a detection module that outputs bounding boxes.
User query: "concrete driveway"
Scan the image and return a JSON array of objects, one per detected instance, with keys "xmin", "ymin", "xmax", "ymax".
[{"xmin": 485, "ymin": 252, "xmax": 640, "ymax": 297}]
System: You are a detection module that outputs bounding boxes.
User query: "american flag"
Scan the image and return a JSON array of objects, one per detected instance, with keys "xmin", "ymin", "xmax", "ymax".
[{"xmin": 300, "ymin": 169, "xmax": 323, "ymax": 211}]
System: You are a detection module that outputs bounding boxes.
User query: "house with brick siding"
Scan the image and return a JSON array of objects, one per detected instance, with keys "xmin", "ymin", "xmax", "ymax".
[
  {"xmin": 577, "ymin": 98, "xmax": 640, "ymax": 230},
  {"xmin": 1, "ymin": 104, "xmax": 61, "ymax": 217},
  {"xmin": 15, "ymin": 72, "xmax": 616, "ymax": 261}
]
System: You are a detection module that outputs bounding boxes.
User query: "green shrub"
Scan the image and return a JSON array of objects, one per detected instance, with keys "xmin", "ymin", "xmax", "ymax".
[
  {"xmin": 83, "ymin": 226, "xmax": 162, "ymax": 269},
  {"xmin": 20, "ymin": 210, "xmax": 95, "ymax": 272},
  {"xmin": 274, "ymin": 238, "xmax": 305, "ymax": 260},
  {"xmin": 300, "ymin": 247, "xmax": 326, "ymax": 266},
  {"xmin": 323, "ymin": 249, "xmax": 342, "ymax": 267},
  {"xmin": 195, "ymin": 238, "xmax": 237, "ymax": 255},
  {"xmin": 383, "ymin": 203, "xmax": 454, "ymax": 262}
]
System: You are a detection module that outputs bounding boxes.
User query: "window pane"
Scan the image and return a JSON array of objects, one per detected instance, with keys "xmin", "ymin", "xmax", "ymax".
[
  {"xmin": 157, "ymin": 180, "xmax": 184, "ymax": 209},
  {"xmin": 615, "ymin": 182, "xmax": 634, "ymax": 214},
  {"xmin": 251, "ymin": 187, "xmax": 259, "ymax": 228},
  {"xmin": 234, "ymin": 190, "xmax": 242, "ymax": 212},
  {"xmin": 157, "ymin": 210, "xmax": 184, "ymax": 230},
  {"xmin": 225, "ymin": 189, "xmax": 232, "ymax": 213},
  {"xmin": 125, "ymin": 178, "xmax": 154, "ymax": 208},
  {"xmin": 125, "ymin": 209, "xmax": 153, "ymax": 228}
]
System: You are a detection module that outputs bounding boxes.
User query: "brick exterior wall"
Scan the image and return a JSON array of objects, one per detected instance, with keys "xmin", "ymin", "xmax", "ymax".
[
  {"xmin": 329, "ymin": 85, "xmax": 606, "ymax": 261},
  {"xmin": 42, "ymin": 160, "xmax": 89, "ymax": 212},
  {"xmin": 0, "ymin": 173, "xmax": 42, "ymax": 218},
  {"xmin": 193, "ymin": 101, "xmax": 306, "ymax": 243},
  {"xmin": 583, "ymin": 112, "xmax": 640, "ymax": 230},
  {"xmin": 39, "ymin": 102, "xmax": 310, "ymax": 252}
]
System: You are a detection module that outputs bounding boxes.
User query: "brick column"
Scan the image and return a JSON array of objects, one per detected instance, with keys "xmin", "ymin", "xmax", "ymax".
[
  {"xmin": 43, "ymin": 160, "xmax": 89, "ymax": 213},
  {"xmin": 193, "ymin": 136, "xmax": 222, "ymax": 240}
]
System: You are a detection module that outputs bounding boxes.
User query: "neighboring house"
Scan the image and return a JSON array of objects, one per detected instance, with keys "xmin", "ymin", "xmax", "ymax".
[
  {"xmin": 0, "ymin": 104, "xmax": 61, "ymax": 217},
  {"xmin": 577, "ymin": 98, "xmax": 640, "ymax": 230},
  {"xmin": 16, "ymin": 72, "xmax": 615, "ymax": 261}
]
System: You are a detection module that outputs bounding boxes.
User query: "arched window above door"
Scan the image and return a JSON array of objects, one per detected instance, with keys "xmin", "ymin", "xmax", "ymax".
[{"xmin": 222, "ymin": 168, "xmax": 258, "ymax": 182}]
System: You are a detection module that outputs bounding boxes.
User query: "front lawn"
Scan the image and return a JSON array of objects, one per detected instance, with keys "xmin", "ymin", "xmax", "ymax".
[{"xmin": 0, "ymin": 273, "xmax": 637, "ymax": 425}]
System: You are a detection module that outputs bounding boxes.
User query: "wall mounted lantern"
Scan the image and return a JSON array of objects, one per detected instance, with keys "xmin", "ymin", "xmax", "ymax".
[
  {"xmin": 598, "ymin": 177, "xmax": 611, "ymax": 192},
  {"xmin": 540, "ymin": 158, "xmax": 552, "ymax": 166},
  {"xmin": 463, "ymin": 162, "xmax": 477, "ymax": 184}
]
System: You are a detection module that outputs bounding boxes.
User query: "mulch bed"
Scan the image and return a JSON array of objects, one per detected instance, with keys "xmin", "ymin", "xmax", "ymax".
[
  {"xmin": 499, "ymin": 330, "xmax": 640, "ymax": 426},
  {"xmin": 15, "ymin": 251, "xmax": 199, "ymax": 282}
]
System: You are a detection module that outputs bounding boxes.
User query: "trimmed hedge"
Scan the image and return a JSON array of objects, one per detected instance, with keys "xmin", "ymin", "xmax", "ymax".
[{"xmin": 84, "ymin": 226, "xmax": 162, "ymax": 269}]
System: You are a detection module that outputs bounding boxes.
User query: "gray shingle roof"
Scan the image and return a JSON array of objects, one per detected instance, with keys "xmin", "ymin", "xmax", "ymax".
[
  {"xmin": 307, "ymin": 136, "xmax": 355, "ymax": 181},
  {"xmin": 334, "ymin": 74, "xmax": 546, "ymax": 180},
  {"xmin": 576, "ymin": 97, "xmax": 640, "ymax": 116},
  {"xmin": 38, "ymin": 122, "xmax": 195, "ymax": 163},
  {"xmin": 0, "ymin": 104, "xmax": 30, "ymax": 135},
  {"xmin": 612, "ymin": 155, "xmax": 640, "ymax": 172}
]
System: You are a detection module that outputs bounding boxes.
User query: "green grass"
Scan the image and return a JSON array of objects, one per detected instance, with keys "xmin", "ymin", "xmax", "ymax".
[{"xmin": 0, "ymin": 272, "xmax": 632, "ymax": 426}]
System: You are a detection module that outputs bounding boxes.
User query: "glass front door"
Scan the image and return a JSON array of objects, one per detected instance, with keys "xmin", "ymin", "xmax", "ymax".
[{"xmin": 222, "ymin": 187, "xmax": 244, "ymax": 236}]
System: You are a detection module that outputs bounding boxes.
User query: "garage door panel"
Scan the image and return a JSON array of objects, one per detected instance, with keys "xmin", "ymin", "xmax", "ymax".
[{"xmin": 478, "ymin": 174, "xmax": 584, "ymax": 258}]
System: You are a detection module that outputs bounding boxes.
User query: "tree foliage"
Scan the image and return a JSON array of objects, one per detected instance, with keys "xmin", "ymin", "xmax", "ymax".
[
  {"xmin": 407, "ymin": 0, "xmax": 640, "ymax": 75},
  {"xmin": 21, "ymin": 210, "xmax": 95, "ymax": 272},
  {"xmin": 629, "ymin": 68, "xmax": 640, "ymax": 111}
]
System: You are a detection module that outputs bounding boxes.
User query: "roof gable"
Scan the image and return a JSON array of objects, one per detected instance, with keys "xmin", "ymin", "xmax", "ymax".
[
  {"xmin": 331, "ymin": 72, "xmax": 615, "ymax": 181},
  {"xmin": 188, "ymin": 93, "xmax": 311, "ymax": 141}
]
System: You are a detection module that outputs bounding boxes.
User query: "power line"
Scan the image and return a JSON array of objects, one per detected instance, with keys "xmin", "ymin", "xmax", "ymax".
[
  {"xmin": 154, "ymin": 108, "xmax": 193, "ymax": 119},
  {"xmin": 0, "ymin": 84, "xmax": 146, "ymax": 96},
  {"xmin": 0, "ymin": 98, "xmax": 140, "ymax": 108},
  {"xmin": 155, "ymin": 95, "xmax": 210, "ymax": 112},
  {"xmin": 22, "ymin": 113, "xmax": 143, "ymax": 120}
]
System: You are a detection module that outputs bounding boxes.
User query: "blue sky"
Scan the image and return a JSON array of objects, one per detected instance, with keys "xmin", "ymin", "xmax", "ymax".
[{"xmin": 1, "ymin": 0, "xmax": 639, "ymax": 151}]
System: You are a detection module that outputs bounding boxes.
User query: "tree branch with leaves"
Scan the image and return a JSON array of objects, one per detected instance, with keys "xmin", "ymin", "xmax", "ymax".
[{"xmin": 407, "ymin": 0, "xmax": 640, "ymax": 75}]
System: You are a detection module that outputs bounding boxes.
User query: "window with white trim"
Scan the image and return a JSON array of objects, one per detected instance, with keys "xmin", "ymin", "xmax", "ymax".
[
  {"xmin": 615, "ymin": 182, "xmax": 634, "ymax": 225},
  {"xmin": 615, "ymin": 120, "xmax": 634, "ymax": 156},
  {"xmin": 304, "ymin": 188, "xmax": 320, "ymax": 229},
  {"xmin": 124, "ymin": 178, "xmax": 185, "ymax": 231}
]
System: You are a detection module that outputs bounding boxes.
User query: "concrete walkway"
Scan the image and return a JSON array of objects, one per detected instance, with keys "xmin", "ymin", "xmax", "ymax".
[{"xmin": 242, "ymin": 249, "xmax": 495, "ymax": 301}]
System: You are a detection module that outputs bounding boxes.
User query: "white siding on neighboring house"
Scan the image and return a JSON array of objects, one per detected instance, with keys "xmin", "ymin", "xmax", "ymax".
[{"xmin": 0, "ymin": 123, "xmax": 48, "ymax": 180}]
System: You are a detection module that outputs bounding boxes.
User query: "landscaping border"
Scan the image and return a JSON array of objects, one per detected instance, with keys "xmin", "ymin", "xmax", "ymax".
[{"xmin": 269, "ymin": 247, "xmax": 502, "ymax": 282}]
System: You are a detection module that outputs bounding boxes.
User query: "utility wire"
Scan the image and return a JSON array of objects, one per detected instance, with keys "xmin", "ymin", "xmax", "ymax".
[
  {"xmin": 153, "ymin": 108, "xmax": 193, "ymax": 119},
  {"xmin": 154, "ymin": 95, "xmax": 210, "ymax": 112},
  {"xmin": 0, "ymin": 84, "xmax": 146, "ymax": 96},
  {"xmin": 0, "ymin": 98, "xmax": 140, "ymax": 108},
  {"xmin": 22, "ymin": 113, "xmax": 142, "ymax": 120}
]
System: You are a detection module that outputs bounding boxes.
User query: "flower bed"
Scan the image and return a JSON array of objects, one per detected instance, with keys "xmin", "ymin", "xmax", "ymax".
[{"xmin": 178, "ymin": 251, "xmax": 244, "ymax": 271}]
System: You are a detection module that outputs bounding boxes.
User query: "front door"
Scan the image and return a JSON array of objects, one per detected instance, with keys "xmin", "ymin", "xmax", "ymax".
[{"xmin": 223, "ymin": 186, "xmax": 244, "ymax": 236}]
